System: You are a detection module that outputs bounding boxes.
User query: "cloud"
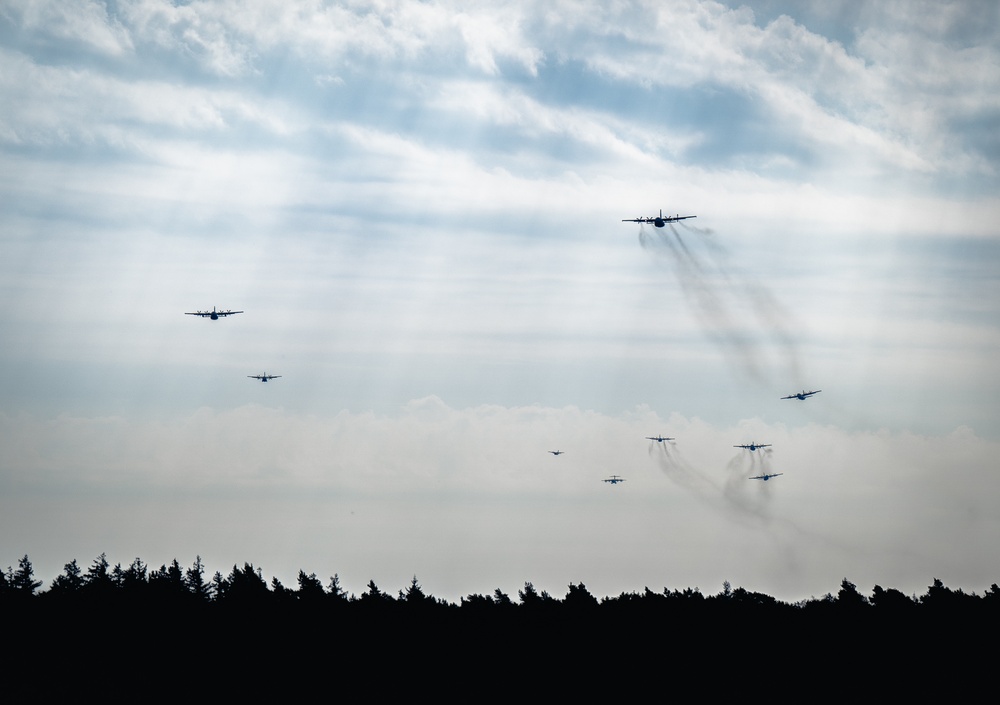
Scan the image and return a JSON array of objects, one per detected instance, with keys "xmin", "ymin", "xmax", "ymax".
[
  {"xmin": 2, "ymin": 0, "xmax": 134, "ymax": 57},
  {"xmin": 556, "ymin": 1, "xmax": 1000, "ymax": 181},
  {"xmin": 453, "ymin": 8, "xmax": 544, "ymax": 75},
  {"xmin": 3, "ymin": 402, "xmax": 1000, "ymax": 600}
]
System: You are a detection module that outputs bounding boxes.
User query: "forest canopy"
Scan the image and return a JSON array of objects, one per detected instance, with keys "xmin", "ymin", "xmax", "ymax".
[{"xmin": 4, "ymin": 553, "xmax": 997, "ymax": 618}]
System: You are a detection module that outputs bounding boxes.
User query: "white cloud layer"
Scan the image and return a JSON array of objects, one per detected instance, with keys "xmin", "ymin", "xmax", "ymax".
[{"xmin": 3, "ymin": 402, "xmax": 998, "ymax": 601}]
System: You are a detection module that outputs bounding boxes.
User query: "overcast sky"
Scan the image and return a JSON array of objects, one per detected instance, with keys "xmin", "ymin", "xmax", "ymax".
[{"xmin": 2, "ymin": 0, "xmax": 999, "ymax": 602}]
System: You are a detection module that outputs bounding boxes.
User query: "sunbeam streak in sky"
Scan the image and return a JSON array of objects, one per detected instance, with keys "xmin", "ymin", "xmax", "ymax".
[{"xmin": 2, "ymin": 0, "xmax": 999, "ymax": 604}]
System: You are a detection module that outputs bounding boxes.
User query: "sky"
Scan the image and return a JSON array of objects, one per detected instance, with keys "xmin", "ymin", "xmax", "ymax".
[{"xmin": 2, "ymin": 0, "xmax": 999, "ymax": 603}]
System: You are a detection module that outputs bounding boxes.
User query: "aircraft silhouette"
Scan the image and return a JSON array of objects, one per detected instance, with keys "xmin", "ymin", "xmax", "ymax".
[
  {"xmin": 549, "ymin": 450, "xmax": 564, "ymax": 456},
  {"xmin": 622, "ymin": 209, "xmax": 696, "ymax": 228},
  {"xmin": 646, "ymin": 435, "xmax": 675, "ymax": 443},
  {"xmin": 603, "ymin": 474, "xmax": 626, "ymax": 484},
  {"xmin": 734, "ymin": 442, "xmax": 771, "ymax": 451},
  {"xmin": 185, "ymin": 306, "xmax": 243, "ymax": 320},
  {"xmin": 782, "ymin": 389, "xmax": 821, "ymax": 400},
  {"xmin": 749, "ymin": 472, "xmax": 783, "ymax": 481},
  {"xmin": 248, "ymin": 373, "xmax": 281, "ymax": 382}
]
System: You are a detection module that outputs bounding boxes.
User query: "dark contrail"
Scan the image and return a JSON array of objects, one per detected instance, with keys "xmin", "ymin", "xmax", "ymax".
[
  {"xmin": 649, "ymin": 441, "xmax": 772, "ymax": 526},
  {"xmin": 723, "ymin": 448, "xmax": 775, "ymax": 521},
  {"xmin": 638, "ymin": 221, "xmax": 804, "ymax": 388}
]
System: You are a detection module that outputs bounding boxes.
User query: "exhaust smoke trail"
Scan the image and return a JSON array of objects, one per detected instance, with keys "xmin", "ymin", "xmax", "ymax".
[
  {"xmin": 638, "ymin": 221, "xmax": 803, "ymax": 388},
  {"xmin": 723, "ymin": 448, "xmax": 774, "ymax": 520},
  {"xmin": 648, "ymin": 439, "xmax": 883, "ymax": 584},
  {"xmin": 648, "ymin": 440, "xmax": 773, "ymax": 526}
]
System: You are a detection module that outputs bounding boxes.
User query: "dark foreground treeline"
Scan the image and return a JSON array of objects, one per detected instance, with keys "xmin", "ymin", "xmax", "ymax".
[
  {"xmin": 4, "ymin": 552, "xmax": 999, "ymax": 617},
  {"xmin": 4, "ymin": 553, "xmax": 996, "ymax": 696}
]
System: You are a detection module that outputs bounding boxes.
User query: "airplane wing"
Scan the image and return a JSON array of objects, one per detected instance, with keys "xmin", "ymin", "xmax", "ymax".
[
  {"xmin": 666, "ymin": 215, "xmax": 696, "ymax": 221},
  {"xmin": 217, "ymin": 310, "xmax": 244, "ymax": 316},
  {"xmin": 783, "ymin": 390, "xmax": 821, "ymax": 399},
  {"xmin": 185, "ymin": 312, "xmax": 209, "ymax": 316},
  {"xmin": 622, "ymin": 218, "xmax": 650, "ymax": 223}
]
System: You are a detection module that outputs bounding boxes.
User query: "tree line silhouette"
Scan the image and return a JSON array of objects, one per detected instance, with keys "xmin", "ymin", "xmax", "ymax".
[
  {"xmin": 4, "ymin": 552, "xmax": 998, "ymax": 619},
  {"xmin": 5, "ymin": 552, "xmax": 995, "ymax": 698}
]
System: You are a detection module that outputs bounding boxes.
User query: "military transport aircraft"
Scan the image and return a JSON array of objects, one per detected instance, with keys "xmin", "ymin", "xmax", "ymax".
[
  {"xmin": 782, "ymin": 389, "xmax": 821, "ymax": 400},
  {"xmin": 622, "ymin": 209, "xmax": 696, "ymax": 227},
  {"xmin": 734, "ymin": 442, "xmax": 772, "ymax": 451},
  {"xmin": 549, "ymin": 450, "xmax": 564, "ymax": 456},
  {"xmin": 603, "ymin": 475, "xmax": 626, "ymax": 484},
  {"xmin": 185, "ymin": 306, "xmax": 243, "ymax": 320},
  {"xmin": 749, "ymin": 472, "xmax": 783, "ymax": 481},
  {"xmin": 248, "ymin": 374, "xmax": 281, "ymax": 382},
  {"xmin": 646, "ymin": 435, "xmax": 675, "ymax": 443}
]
